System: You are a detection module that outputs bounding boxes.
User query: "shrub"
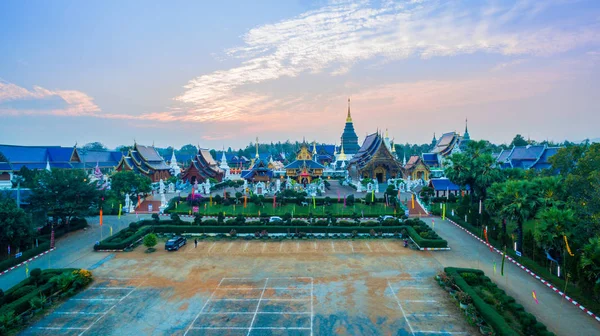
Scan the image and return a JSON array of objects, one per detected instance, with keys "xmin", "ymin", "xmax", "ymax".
[
  {"xmin": 10, "ymin": 285, "xmax": 36, "ymax": 300},
  {"xmin": 151, "ymin": 213, "xmax": 160, "ymax": 222},
  {"xmin": 72, "ymin": 269, "xmax": 93, "ymax": 289},
  {"xmin": 143, "ymin": 233, "xmax": 158, "ymax": 249}
]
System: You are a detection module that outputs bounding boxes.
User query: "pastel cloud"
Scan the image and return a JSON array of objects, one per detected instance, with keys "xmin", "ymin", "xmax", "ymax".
[
  {"xmin": 0, "ymin": 79, "xmax": 100, "ymax": 116},
  {"xmin": 171, "ymin": 0, "xmax": 600, "ymax": 123}
]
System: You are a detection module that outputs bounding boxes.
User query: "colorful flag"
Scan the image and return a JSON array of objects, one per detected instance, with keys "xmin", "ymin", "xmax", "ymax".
[
  {"xmin": 7, "ymin": 245, "xmax": 10, "ymax": 255},
  {"xmin": 371, "ymin": 190, "xmax": 375, "ymax": 202},
  {"xmin": 564, "ymin": 235, "xmax": 575, "ymax": 256},
  {"xmin": 137, "ymin": 195, "xmax": 141, "ymax": 208},
  {"xmin": 532, "ymin": 290, "xmax": 539, "ymax": 304},
  {"xmin": 175, "ymin": 201, "xmax": 178, "ymax": 209},
  {"xmin": 118, "ymin": 203, "xmax": 122, "ymax": 219},
  {"xmin": 479, "ymin": 200, "xmax": 482, "ymax": 214},
  {"xmin": 273, "ymin": 195, "xmax": 276, "ymax": 208},
  {"xmin": 99, "ymin": 208, "xmax": 103, "ymax": 226},
  {"xmin": 313, "ymin": 196, "xmax": 316, "ymax": 209},
  {"xmin": 110, "ymin": 226, "xmax": 113, "ymax": 236},
  {"xmin": 411, "ymin": 194, "xmax": 415, "ymax": 209},
  {"xmin": 244, "ymin": 195, "xmax": 247, "ymax": 208},
  {"xmin": 337, "ymin": 191, "xmax": 340, "ymax": 202},
  {"xmin": 442, "ymin": 203, "xmax": 446, "ymax": 220},
  {"xmin": 209, "ymin": 195, "xmax": 212, "ymax": 206},
  {"xmin": 493, "ymin": 262, "xmax": 497, "ymax": 275},
  {"xmin": 501, "ymin": 246, "xmax": 506, "ymax": 276},
  {"xmin": 25, "ymin": 262, "xmax": 29, "ymax": 277},
  {"xmin": 431, "ymin": 219, "xmax": 435, "ymax": 229},
  {"xmin": 484, "ymin": 227, "xmax": 491, "ymax": 251},
  {"xmin": 344, "ymin": 195, "xmax": 347, "ymax": 207},
  {"xmin": 446, "ymin": 187, "xmax": 449, "ymax": 200}
]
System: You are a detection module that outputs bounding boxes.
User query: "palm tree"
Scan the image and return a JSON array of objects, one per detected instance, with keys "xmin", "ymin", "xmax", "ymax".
[
  {"xmin": 535, "ymin": 207, "xmax": 575, "ymax": 270},
  {"xmin": 496, "ymin": 180, "xmax": 539, "ymax": 252}
]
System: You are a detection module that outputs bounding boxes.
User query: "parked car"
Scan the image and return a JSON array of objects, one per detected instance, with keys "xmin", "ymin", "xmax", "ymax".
[
  {"xmin": 165, "ymin": 236, "xmax": 186, "ymax": 251},
  {"xmin": 269, "ymin": 216, "xmax": 283, "ymax": 223},
  {"xmin": 379, "ymin": 215, "xmax": 396, "ymax": 222}
]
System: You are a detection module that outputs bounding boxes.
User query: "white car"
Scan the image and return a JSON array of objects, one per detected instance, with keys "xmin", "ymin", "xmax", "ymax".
[
  {"xmin": 380, "ymin": 215, "xmax": 396, "ymax": 222},
  {"xmin": 269, "ymin": 216, "xmax": 283, "ymax": 223}
]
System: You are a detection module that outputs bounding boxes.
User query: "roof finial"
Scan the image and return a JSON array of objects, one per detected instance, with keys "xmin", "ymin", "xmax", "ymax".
[
  {"xmin": 465, "ymin": 118, "xmax": 469, "ymax": 133},
  {"xmin": 255, "ymin": 137, "xmax": 259, "ymax": 159},
  {"xmin": 346, "ymin": 97, "xmax": 352, "ymax": 122},
  {"xmin": 312, "ymin": 140, "xmax": 317, "ymax": 154}
]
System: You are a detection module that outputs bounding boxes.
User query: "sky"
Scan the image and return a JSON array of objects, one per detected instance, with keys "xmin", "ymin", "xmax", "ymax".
[{"xmin": 1, "ymin": 0, "xmax": 599, "ymax": 150}]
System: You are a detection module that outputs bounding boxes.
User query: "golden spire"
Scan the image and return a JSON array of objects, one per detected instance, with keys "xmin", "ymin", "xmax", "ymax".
[
  {"xmin": 346, "ymin": 98, "xmax": 352, "ymax": 122},
  {"xmin": 385, "ymin": 128, "xmax": 389, "ymax": 138},
  {"xmin": 255, "ymin": 137, "xmax": 259, "ymax": 159},
  {"xmin": 339, "ymin": 143, "xmax": 347, "ymax": 161}
]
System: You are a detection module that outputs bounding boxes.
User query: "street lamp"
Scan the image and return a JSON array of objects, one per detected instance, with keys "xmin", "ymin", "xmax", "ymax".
[{"xmin": 11, "ymin": 175, "xmax": 25, "ymax": 209}]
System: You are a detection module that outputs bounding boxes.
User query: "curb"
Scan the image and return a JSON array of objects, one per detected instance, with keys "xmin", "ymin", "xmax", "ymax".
[
  {"xmin": 447, "ymin": 219, "xmax": 600, "ymax": 323},
  {"xmin": 95, "ymin": 249, "xmax": 124, "ymax": 252},
  {"xmin": 0, "ymin": 248, "xmax": 56, "ymax": 276},
  {"xmin": 408, "ymin": 236, "xmax": 451, "ymax": 251}
]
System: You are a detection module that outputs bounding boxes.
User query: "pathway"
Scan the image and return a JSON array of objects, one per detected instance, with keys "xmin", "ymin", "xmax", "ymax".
[{"xmin": 431, "ymin": 217, "xmax": 600, "ymax": 335}]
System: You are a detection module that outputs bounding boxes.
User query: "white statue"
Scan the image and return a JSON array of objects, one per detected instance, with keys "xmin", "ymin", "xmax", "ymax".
[
  {"xmin": 159, "ymin": 179, "xmax": 165, "ymax": 194},
  {"xmin": 275, "ymin": 179, "xmax": 281, "ymax": 192},
  {"xmin": 168, "ymin": 182, "xmax": 175, "ymax": 193},
  {"xmin": 255, "ymin": 182, "xmax": 266, "ymax": 196},
  {"xmin": 357, "ymin": 182, "xmax": 363, "ymax": 192},
  {"xmin": 160, "ymin": 193, "xmax": 167, "ymax": 209},
  {"xmin": 285, "ymin": 176, "xmax": 292, "ymax": 190},
  {"xmin": 125, "ymin": 193, "xmax": 131, "ymax": 211},
  {"xmin": 373, "ymin": 178, "xmax": 379, "ymax": 193},
  {"xmin": 243, "ymin": 179, "xmax": 248, "ymax": 193},
  {"xmin": 203, "ymin": 180, "xmax": 211, "ymax": 195},
  {"xmin": 366, "ymin": 182, "xmax": 373, "ymax": 193}
]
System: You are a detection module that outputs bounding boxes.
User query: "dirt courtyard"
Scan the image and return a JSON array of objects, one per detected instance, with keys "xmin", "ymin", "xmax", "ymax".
[{"xmin": 22, "ymin": 239, "xmax": 476, "ymax": 336}]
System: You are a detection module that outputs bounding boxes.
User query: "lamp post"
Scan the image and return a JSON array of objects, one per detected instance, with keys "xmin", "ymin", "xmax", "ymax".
[{"xmin": 12, "ymin": 175, "xmax": 25, "ymax": 209}]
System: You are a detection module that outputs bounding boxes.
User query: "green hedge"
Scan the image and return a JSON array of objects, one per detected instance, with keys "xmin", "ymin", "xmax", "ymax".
[
  {"xmin": 0, "ymin": 268, "xmax": 78, "ymax": 316},
  {"xmin": 0, "ymin": 241, "xmax": 52, "ymax": 274},
  {"xmin": 153, "ymin": 225, "xmax": 408, "ymax": 235},
  {"xmin": 405, "ymin": 226, "xmax": 448, "ymax": 248},
  {"xmin": 93, "ymin": 226, "xmax": 152, "ymax": 250},
  {"xmin": 445, "ymin": 267, "xmax": 553, "ymax": 336}
]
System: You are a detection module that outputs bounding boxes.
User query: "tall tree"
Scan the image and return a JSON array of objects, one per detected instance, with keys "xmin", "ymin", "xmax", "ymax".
[
  {"xmin": 81, "ymin": 142, "xmax": 107, "ymax": 152},
  {"xmin": 550, "ymin": 145, "xmax": 586, "ymax": 176},
  {"xmin": 510, "ymin": 134, "xmax": 528, "ymax": 147},
  {"xmin": 29, "ymin": 169, "xmax": 99, "ymax": 229},
  {"xmin": 0, "ymin": 194, "xmax": 34, "ymax": 250},
  {"xmin": 488, "ymin": 179, "xmax": 539, "ymax": 252},
  {"xmin": 178, "ymin": 144, "xmax": 198, "ymax": 156},
  {"xmin": 110, "ymin": 171, "xmax": 152, "ymax": 200},
  {"xmin": 534, "ymin": 207, "xmax": 575, "ymax": 256},
  {"xmin": 444, "ymin": 140, "xmax": 503, "ymax": 203}
]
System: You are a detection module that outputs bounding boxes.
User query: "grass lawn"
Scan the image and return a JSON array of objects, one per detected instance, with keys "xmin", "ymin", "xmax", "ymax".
[{"xmin": 170, "ymin": 202, "xmax": 399, "ymax": 217}]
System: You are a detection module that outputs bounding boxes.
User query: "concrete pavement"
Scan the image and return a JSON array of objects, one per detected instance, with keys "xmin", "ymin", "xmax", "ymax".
[
  {"xmin": 0, "ymin": 215, "xmax": 150, "ymax": 291},
  {"xmin": 430, "ymin": 216, "xmax": 600, "ymax": 336}
]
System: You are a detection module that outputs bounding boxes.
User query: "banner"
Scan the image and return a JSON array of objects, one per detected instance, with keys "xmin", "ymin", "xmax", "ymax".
[
  {"xmin": 479, "ymin": 200, "xmax": 482, "ymax": 214},
  {"xmin": 411, "ymin": 194, "xmax": 415, "ymax": 209},
  {"xmin": 501, "ymin": 246, "xmax": 506, "ymax": 276},
  {"xmin": 313, "ymin": 196, "xmax": 316, "ymax": 209},
  {"xmin": 371, "ymin": 190, "xmax": 374, "ymax": 202},
  {"xmin": 244, "ymin": 195, "xmax": 247, "ymax": 208},
  {"xmin": 99, "ymin": 209, "xmax": 103, "ymax": 226},
  {"xmin": 442, "ymin": 203, "xmax": 446, "ymax": 220},
  {"xmin": 118, "ymin": 203, "xmax": 122, "ymax": 219},
  {"xmin": 564, "ymin": 235, "xmax": 575, "ymax": 257}
]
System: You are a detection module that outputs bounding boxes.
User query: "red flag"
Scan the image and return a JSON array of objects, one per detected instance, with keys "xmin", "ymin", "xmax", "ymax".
[
  {"xmin": 137, "ymin": 195, "xmax": 141, "ymax": 208},
  {"xmin": 484, "ymin": 227, "xmax": 492, "ymax": 251},
  {"xmin": 273, "ymin": 195, "xmax": 276, "ymax": 208},
  {"xmin": 99, "ymin": 208, "xmax": 103, "ymax": 226}
]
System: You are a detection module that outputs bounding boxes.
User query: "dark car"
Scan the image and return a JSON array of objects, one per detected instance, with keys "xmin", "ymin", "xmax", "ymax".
[{"xmin": 165, "ymin": 236, "xmax": 186, "ymax": 251}]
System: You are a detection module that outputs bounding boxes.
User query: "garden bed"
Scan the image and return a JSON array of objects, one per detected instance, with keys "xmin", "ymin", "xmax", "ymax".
[
  {"xmin": 440, "ymin": 267, "xmax": 554, "ymax": 336},
  {"xmin": 0, "ymin": 268, "xmax": 93, "ymax": 334},
  {"xmin": 94, "ymin": 218, "xmax": 448, "ymax": 250}
]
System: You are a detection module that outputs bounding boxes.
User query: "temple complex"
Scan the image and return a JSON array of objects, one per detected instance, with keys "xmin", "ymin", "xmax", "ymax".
[
  {"xmin": 347, "ymin": 132, "xmax": 403, "ymax": 183},
  {"xmin": 181, "ymin": 148, "xmax": 223, "ymax": 184},
  {"xmin": 338, "ymin": 98, "xmax": 360, "ymax": 160},
  {"xmin": 116, "ymin": 143, "xmax": 171, "ymax": 182},
  {"xmin": 284, "ymin": 142, "xmax": 325, "ymax": 184},
  {"xmin": 403, "ymin": 155, "xmax": 430, "ymax": 180},
  {"xmin": 241, "ymin": 159, "xmax": 273, "ymax": 182}
]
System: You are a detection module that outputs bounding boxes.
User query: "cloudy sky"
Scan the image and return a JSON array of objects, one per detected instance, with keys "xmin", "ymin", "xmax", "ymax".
[{"xmin": 1, "ymin": 0, "xmax": 599, "ymax": 149}]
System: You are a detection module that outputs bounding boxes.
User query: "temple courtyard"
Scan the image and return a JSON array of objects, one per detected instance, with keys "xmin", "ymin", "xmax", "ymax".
[{"xmin": 21, "ymin": 239, "xmax": 476, "ymax": 336}]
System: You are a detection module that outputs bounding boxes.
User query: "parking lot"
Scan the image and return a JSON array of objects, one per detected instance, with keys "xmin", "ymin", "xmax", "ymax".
[{"xmin": 23, "ymin": 239, "xmax": 476, "ymax": 335}]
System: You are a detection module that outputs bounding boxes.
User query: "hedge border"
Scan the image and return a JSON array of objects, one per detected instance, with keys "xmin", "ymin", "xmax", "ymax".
[
  {"xmin": 445, "ymin": 218, "xmax": 600, "ymax": 324},
  {"xmin": 445, "ymin": 267, "xmax": 520, "ymax": 336},
  {"xmin": 0, "ymin": 248, "xmax": 55, "ymax": 277}
]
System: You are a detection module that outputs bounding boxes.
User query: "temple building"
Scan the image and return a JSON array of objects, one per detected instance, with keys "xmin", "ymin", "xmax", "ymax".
[
  {"xmin": 241, "ymin": 159, "xmax": 273, "ymax": 182},
  {"xmin": 115, "ymin": 143, "xmax": 171, "ymax": 182},
  {"xmin": 284, "ymin": 142, "xmax": 325, "ymax": 184},
  {"xmin": 422, "ymin": 119, "xmax": 471, "ymax": 176},
  {"xmin": 338, "ymin": 98, "xmax": 360, "ymax": 160},
  {"xmin": 0, "ymin": 144, "xmax": 82, "ymax": 171},
  {"xmin": 403, "ymin": 155, "xmax": 431, "ymax": 181},
  {"xmin": 347, "ymin": 132, "xmax": 403, "ymax": 183},
  {"xmin": 78, "ymin": 150, "xmax": 123, "ymax": 171},
  {"xmin": 495, "ymin": 145, "xmax": 561, "ymax": 171},
  {"xmin": 181, "ymin": 148, "xmax": 224, "ymax": 184}
]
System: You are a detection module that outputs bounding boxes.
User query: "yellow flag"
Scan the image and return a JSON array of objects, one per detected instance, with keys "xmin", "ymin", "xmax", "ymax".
[
  {"xmin": 110, "ymin": 226, "xmax": 113, "ymax": 236},
  {"xmin": 25, "ymin": 262, "xmax": 29, "ymax": 277},
  {"xmin": 564, "ymin": 235, "xmax": 575, "ymax": 256},
  {"xmin": 118, "ymin": 203, "xmax": 122, "ymax": 219}
]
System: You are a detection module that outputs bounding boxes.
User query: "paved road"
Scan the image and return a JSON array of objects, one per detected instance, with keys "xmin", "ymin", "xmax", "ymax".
[
  {"xmin": 430, "ymin": 216, "xmax": 600, "ymax": 336},
  {"xmin": 0, "ymin": 215, "xmax": 150, "ymax": 291}
]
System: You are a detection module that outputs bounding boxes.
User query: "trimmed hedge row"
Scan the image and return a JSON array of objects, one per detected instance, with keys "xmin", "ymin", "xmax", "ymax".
[
  {"xmin": 93, "ymin": 225, "xmax": 152, "ymax": 251},
  {"xmin": 445, "ymin": 267, "xmax": 553, "ymax": 336},
  {"xmin": 152, "ymin": 225, "xmax": 407, "ymax": 235},
  {"xmin": 0, "ymin": 241, "xmax": 51, "ymax": 274},
  {"xmin": 404, "ymin": 226, "xmax": 448, "ymax": 248},
  {"xmin": 0, "ymin": 268, "xmax": 78, "ymax": 316}
]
